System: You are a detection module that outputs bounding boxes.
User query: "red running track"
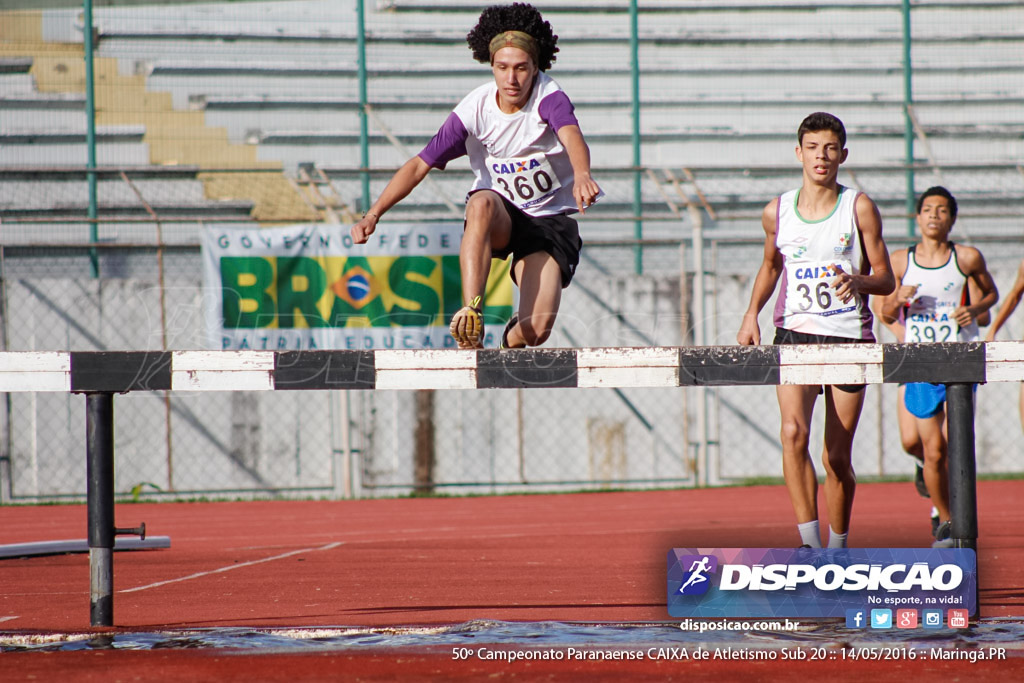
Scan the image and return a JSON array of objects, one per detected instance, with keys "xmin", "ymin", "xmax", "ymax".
[{"xmin": 1, "ymin": 480, "xmax": 1022, "ymax": 680}]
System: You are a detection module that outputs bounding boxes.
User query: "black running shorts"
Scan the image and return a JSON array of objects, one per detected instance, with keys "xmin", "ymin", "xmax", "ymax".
[{"xmin": 470, "ymin": 191, "xmax": 582, "ymax": 289}]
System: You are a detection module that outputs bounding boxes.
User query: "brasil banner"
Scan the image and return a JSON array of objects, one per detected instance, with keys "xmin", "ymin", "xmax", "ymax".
[{"xmin": 202, "ymin": 223, "xmax": 514, "ymax": 350}]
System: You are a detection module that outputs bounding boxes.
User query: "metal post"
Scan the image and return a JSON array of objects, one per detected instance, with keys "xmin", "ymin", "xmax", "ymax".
[
  {"xmin": 0, "ymin": 246, "xmax": 11, "ymax": 503},
  {"xmin": 690, "ymin": 204, "xmax": 707, "ymax": 486},
  {"xmin": 678, "ymin": 239, "xmax": 690, "ymax": 483},
  {"xmin": 516, "ymin": 388, "xmax": 526, "ymax": 484},
  {"xmin": 901, "ymin": 0, "xmax": 916, "ymax": 236},
  {"xmin": 356, "ymin": 0, "xmax": 371, "ymax": 213},
  {"xmin": 83, "ymin": 0, "xmax": 99, "ymax": 276},
  {"xmin": 413, "ymin": 390, "xmax": 435, "ymax": 495},
  {"xmin": 339, "ymin": 390, "xmax": 352, "ymax": 499},
  {"xmin": 86, "ymin": 392, "xmax": 115, "ymax": 626},
  {"xmin": 331, "ymin": 390, "xmax": 354, "ymax": 499},
  {"xmin": 945, "ymin": 383, "xmax": 978, "ymax": 550},
  {"xmin": 629, "ymin": 0, "xmax": 643, "ymax": 274}
]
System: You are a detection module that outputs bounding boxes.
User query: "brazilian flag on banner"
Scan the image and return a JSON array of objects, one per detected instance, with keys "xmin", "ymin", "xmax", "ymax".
[{"xmin": 202, "ymin": 223, "xmax": 515, "ymax": 351}]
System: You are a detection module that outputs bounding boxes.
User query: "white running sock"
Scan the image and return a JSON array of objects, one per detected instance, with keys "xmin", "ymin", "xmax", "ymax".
[
  {"xmin": 828, "ymin": 528, "xmax": 848, "ymax": 549},
  {"xmin": 798, "ymin": 520, "xmax": 822, "ymax": 548}
]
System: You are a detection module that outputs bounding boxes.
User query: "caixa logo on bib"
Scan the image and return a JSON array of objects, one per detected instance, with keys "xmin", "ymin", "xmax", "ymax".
[{"xmin": 667, "ymin": 548, "xmax": 976, "ymax": 618}]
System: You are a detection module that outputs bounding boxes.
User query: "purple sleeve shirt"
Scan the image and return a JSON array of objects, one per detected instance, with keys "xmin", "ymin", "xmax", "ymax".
[
  {"xmin": 537, "ymin": 90, "xmax": 579, "ymax": 132},
  {"xmin": 417, "ymin": 90, "xmax": 580, "ymax": 170},
  {"xmin": 417, "ymin": 113, "xmax": 469, "ymax": 170}
]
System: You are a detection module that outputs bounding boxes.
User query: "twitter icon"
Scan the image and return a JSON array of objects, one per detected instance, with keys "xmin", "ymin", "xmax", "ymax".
[{"xmin": 870, "ymin": 609, "xmax": 893, "ymax": 629}]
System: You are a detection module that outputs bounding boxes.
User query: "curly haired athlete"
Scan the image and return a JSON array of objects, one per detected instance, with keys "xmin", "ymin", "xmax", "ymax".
[
  {"xmin": 351, "ymin": 3, "xmax": 602, "ymax": 349},
  {"xmin": 466, "ymin": 2, "xmax": 559, "ymax": 71}
]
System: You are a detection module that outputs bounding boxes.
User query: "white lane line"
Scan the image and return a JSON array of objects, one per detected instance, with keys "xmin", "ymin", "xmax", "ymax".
[
  {"xmin": 0, "ymin": 616, "xmax": 19, "ymax": 624},
  {"xmin": 119, "ymin": 542, "xmax": 342, "ymax": 594}
]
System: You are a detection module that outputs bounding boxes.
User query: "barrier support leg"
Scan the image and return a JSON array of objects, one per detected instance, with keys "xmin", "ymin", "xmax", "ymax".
[
  {"xmin": 87, "ymin": 392, "xmax": 115, "ymax": 627},
  {"xmin": 945, "ymin": 382, "xmax": 978, "ymax": 550}
]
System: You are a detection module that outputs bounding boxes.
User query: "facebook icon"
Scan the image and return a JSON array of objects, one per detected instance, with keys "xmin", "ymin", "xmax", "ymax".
[{"xmin": 845, "ymin": 609, "xmax": 866, "ymax": 629}]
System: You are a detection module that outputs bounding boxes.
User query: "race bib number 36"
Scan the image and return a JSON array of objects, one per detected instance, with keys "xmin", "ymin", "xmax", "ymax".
[
  {"xmin": 486, "ymin": 152, "xmax": 561, "ymax": 210},
  {"xmin": 785, "ymin": 260, "xmax": 854, "ymax": 316}
]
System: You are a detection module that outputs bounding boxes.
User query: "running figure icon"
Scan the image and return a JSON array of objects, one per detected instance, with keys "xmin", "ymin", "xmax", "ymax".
[{"xmin": 678, "ymin": 556, "xmax": 713, "ymax": 594}]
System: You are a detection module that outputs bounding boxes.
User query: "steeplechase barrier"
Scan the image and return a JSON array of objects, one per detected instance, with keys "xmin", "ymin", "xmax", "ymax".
[{"xmin": 3, "ymin": 340, "xmax": 1023, "ymax": 626}]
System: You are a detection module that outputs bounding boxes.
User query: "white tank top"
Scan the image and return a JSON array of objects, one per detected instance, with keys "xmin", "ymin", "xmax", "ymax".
[
  {"xmin": 773, "ymin": 185, "xmax": 875, "ymax": 340},
  {"xmin": 902, "ymin": 244, "xmax": 978, "ymax": 343}
]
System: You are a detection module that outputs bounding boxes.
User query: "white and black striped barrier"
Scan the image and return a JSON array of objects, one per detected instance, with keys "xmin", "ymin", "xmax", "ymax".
[
  {"xmin": 4, "ymin": 341, "xmax": 1023, "ymax": 626},
  {"xmin": 4, "ymin": 341, "xmax": 1022, "ymax": 392}
]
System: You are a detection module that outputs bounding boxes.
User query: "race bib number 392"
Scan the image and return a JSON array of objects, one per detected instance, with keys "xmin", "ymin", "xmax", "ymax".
[
  {"xmin": 906, "ymin": 309, "xmax": 956, "ymax": 342},
  {"xmin": 486, "ymin": 152, "xmax": 561, "ymax": 210}
]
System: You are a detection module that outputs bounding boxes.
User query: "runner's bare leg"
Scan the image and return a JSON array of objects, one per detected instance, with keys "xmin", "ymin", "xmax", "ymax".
[
  {"xmin": 777, "ymin": 384, "xmax": 821, "ymax": 524},
  {"xmin": 821, "ymin": 385, "xmax": 866, "ymax": 534},
  {"xmin": 461, "ymin": 191, "xmax": 512, "ymax": 305},
  {"xmin": 508, "ymin": 251, "xmax": 562, "ymax": 347}
]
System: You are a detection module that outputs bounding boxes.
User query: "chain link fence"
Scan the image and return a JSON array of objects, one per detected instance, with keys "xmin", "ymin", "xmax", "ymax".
[
  {"xmin": 2, "ymin": 1, "xmax": 1023, "ymax": 500},
  {"xmin": 0, "ymin": 239, "xmax": 696, "ymax": 501},
  {"xmin": 3, "ymin": 236, "xmax": 1024, "ymax": 502}
]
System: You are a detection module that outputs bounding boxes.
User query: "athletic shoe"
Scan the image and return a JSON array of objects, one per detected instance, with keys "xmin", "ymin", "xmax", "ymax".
[
  {"xmin": 914, "ymin": 462, "xmax": 930, "ymax": 499},
  {"xmin": 932, "ymin": 520, "xmax": 954, "ymax": 548},
  {"xmin": 930, "ymin": 510, "xmax": 940, "ymax": 537},
  {"xmin": 498, "ymin": 314, "xmax": 519, "ymax": 350},
  {"xmin": 449, "ymin": 296, "xmax": 484, "ymax": 349}
]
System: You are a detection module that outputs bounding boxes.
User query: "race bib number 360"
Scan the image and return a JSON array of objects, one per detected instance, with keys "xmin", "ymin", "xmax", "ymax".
[
  {"xmin": 486, "ymin": 152, "xmax": 561, "ymax": 210},
  {"xmin": 785, "ymin": 260, "xmax": 854, "ymax": 316}
]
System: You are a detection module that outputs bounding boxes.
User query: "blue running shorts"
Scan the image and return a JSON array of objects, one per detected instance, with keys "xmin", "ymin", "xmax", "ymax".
[{"xmin": 903, "ymin": 382, "xmax": 977, "ymax": 419}]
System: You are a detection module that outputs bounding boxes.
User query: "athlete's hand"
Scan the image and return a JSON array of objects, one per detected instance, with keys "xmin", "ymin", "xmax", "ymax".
[
  {"xmin": 573, "ymin": 174, "xmax": 601, "ymax": 214},
  {"xmin": 350, "ymin": 213, "xmax": 379, "ymax": 244},
  {"xmin": 830, "ymin": 265, "xmax": 858, "ymax": 304},
  {"xmin": 737, "ymin": 314, "xmax": 761, "ymax": 346},
  {"xmin": 895, "ymin": 283, "xmax": 919, "ymax": 305},
  {"xmin": 952, "ymin": 305, "xmax": 976, "ymax": 328}
]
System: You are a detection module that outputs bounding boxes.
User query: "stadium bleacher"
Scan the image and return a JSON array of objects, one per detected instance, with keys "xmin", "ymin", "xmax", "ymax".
[{"xmin": 1, "ymin": 0, "xmax": 1023, "ymax": 236}]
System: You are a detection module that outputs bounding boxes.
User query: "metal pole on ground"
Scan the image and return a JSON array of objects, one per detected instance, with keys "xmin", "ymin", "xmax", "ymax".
[
  {"xmin": 945, "ymin": 382, "xmax": 978, "ymax": 550},
  {"xmin": 86, "ymin": 392, "xmax": 115, "ymax": 626}
]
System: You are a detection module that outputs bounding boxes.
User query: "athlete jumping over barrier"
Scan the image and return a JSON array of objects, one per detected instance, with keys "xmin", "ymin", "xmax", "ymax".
[{"xmin": 350, "ymin": 3, "xmax": 602, "ymax": 350}]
